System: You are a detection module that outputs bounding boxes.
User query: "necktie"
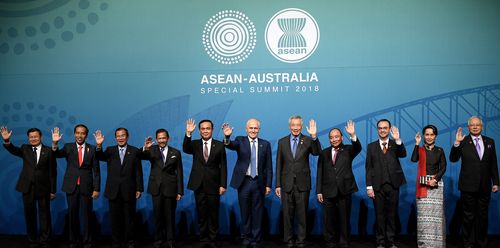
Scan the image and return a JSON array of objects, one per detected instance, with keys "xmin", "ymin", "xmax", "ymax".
[
  {"xmin": 250, "ymin": 140, "xmax": 257, "ymax": 178},
  {"xmin": 382, "ymin": 142, "xmax": 388, "ymax": 154},
  {"xmin": 203, "ymin": 142, "xmax": 209, "ymax": 162},
  {"xmin": 77, "ymin": 145, "xmax": 83, "ymax": 185},
  {"xmin": 475, "ymin": 137, "xmax": 482, "ymax": 160},
  {"xmin": 78, "ymin": 145, "xmax": 83, "ymax": 166},
  {"xmin": 292, "ymin": 137, "xmax": 298, "ymax": 158},
  {"xmin": 119, "ymin": 148, "xmax": 125, "ymax": 164},
  {"xmin": 160, "ymin": 147, "xmax": 166, "ymax": 163},
  {"xmin": 32, "ymin": 147, "xmax": 37, "ymax": 165},
  {"xmin": 332, "ymin": 148, "xmax": 339, "ymax": 165}
]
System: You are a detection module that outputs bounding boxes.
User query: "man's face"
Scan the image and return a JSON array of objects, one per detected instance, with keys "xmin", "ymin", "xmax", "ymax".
[
  {"xmin": 246, "ymin": 120, "xmax": 260, "ymax": 140},
  {"xmin": 74, "ymin": 126, "xmax": 87, "ymax": 145},
  {"xmin": 289, "ymin": 118, "xmax": 302, "ymax": 136},
  {"xmin": 423, "ymin": 128, "xmax": 436, "ymax": 146},
  {"xmin": 156, "ymin": 131, "xmax": 169, "ymax": 148},
  {"xmin": 115, "ymin": 130, "xmax": 128, "ymax": 147},
  {"xmin": 377, "ymin": 121, "xmax": 390, "ymax": 140},
  {"xmin": 468, "ymin": 117, "xmax": 483, "ymax": 136},
  {"xmin": 199, "ymin": 121, "xmax": 213, "ymax": 140},
  {"xmin": 329, "ymin": 129, "xmax": 343, "ymax": 148},
  {"xmin": 28, "ymin": 131, "xmax": 41, "ymax": 147}
]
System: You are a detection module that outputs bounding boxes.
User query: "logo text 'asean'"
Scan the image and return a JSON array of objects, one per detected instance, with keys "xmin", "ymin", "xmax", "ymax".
[{"xmin": 265, "ymin": 8, "xmax": 320, "ymax": 63}]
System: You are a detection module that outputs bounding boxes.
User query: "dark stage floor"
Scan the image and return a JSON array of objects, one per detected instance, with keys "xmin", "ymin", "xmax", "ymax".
[{"xmin": 2, "ymin": 235, "xmax": 500, "ymax": 248}]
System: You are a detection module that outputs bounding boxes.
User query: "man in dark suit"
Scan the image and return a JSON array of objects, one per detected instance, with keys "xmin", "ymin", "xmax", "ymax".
[
  {"xmin": 183, "ymin": 119, "xmax": 227, "ymax": 248},
  {"xmin": 1, "ymin": 126, "xmax": 56, "ymax": 248},
  {"xmin": 52, "ymin": 124, "xmax": 100, "ymax": 248},
  {"xmin": 142, "ymin": 128, "xmax": 184, "ymax": 248},
  {"xmin": 450, "ymin": 116, "xmax": 498, "ymax": 248},
  {"xmin": 317, "ymin": 120, "xmax": 361, "ymax": 248},
  {"xmin": 222, "ymin": 118, "xmax": 273, "ymax": 248},
  {"xmin": 365, "ymin": 119, "xmax": 406, "ymax": 248},
  {"xmin": 275, "ymin": 115, "xmax": 321, "ymax": 248},
  {"xmin": 94, "ymin": 128, "xmax": 144, "ymax": 248}
]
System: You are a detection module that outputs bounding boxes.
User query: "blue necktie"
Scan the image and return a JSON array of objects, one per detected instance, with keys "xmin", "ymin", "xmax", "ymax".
[
  {"xmin": 292, "ymin": 137, "xmax": 298, "ymax": 158},
  {"xmin": 119, "ymin": 148, "xmax": 125, "ymax": 165},
  {"xmin": 250, "ymin": 140, "xmax": 257, "ymax": 178}
]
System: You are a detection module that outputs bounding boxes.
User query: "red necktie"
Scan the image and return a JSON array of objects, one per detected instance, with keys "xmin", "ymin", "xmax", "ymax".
[
  {"xmin": 332, "ymin": 148, "xmax": 339, "ymax": 165},
  {"xmin": 382, "ymin": 142, "xmax": 388, "ymax": 154},
  {"xmin": 77, "ymin": 145, "xmax": 83, "ymax": 185}
]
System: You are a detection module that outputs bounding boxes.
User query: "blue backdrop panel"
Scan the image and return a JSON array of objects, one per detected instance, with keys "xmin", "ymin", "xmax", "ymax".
[{"xmin": 1, "ymin": 0, "xmax": 499, "ymax": 236}]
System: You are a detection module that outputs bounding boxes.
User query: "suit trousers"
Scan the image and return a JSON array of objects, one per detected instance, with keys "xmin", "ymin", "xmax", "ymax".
[
  {"xmin": 109, "ymin": 189, "xmax": 137, "ymax": 248},
  {"xmin": 152, "ymin": 194, "xmax": 177, "ymax": 248},
  {"xmin": 66, "ymin": 186, "xmax": 93, "ymax": 247},
  {"xmin": 22, "ymin": 183, "xmax": 52, "ymax": 248},
  {"xmin": 461, "ymin": 191, "xmax": 491, "ymax": 248},
  {"xmin": 195, "ymin": 191, "xmax": 220, "ymax": 244},
  {"xmin": 323, "ymin": 194, "xmax": 352, "ymax": 248},
  {"xmin": 238, "ymin": 176, "xmax": 264, "ymax": 245},
  {"xmin": 282, "ymin": 183, "xmax": 310, "ymax": 245},
  {"xmin": 373, "ymin": 183, "xmax": 399, "ymax": 246}
]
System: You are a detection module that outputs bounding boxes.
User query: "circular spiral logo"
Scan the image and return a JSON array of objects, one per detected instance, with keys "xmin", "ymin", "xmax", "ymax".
[{"xmin": 202, "ymin": 10, "xmax": 256, "ymax": 64}]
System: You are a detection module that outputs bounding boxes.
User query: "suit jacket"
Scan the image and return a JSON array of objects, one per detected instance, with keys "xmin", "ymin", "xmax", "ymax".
[
  {"xmin": 225, "ymin": 136, "xmax": 273, "ymax": 193},
  {"xmin": 183, "ymin": 135, "xmax": 227, "ymax": 194},
  {"xmin": 54, "ymin": 143, "xmax": 101, "ymax": 195},
  {"xmin": 450, "ymin": 135, "xmax": 499, "ymax": 193},
  {"xmin": 365, "ymin": 139, "xmax": 407, "ymax": 190},
  {"xmin": 276, "ymin": 133, "xmax": 321, "ymax": 193},
  {"xmin": 317, "ymin": 138, "xmax": 362, "ymax": 198},
  {"xmin": 142, "ymin": 145, "xmax": 184, "ymax": 197},
  {"xmin": 4, "ymin": 143, "xmax": 57, "ymax": 194},
  {"xmin": 96, "ymin": 145, "xmax": 144, "ymax": 201}
]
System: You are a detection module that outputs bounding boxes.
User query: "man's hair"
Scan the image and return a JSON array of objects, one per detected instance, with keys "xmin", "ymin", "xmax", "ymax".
[
  {"xmin": 288, "ymin": 115, "xmax": 303, "ymax": 125},
  {"xmin": 27, "ymin": 128, "xmax": 42, "ymax": 137},
  {"xmin": 198, "ymin": 119, "xmax": 214, "ymax": 129},
  {"xmin": 155, "ymin": 128, "xmax": 169, "ymax": 138},
  {"xmin": 329, "ymin": 128, "xmax": 343, "ymax": 137},
  {"xmin": 467, "ymin": 116, "xmax": 483, "ymax": 126},
  {"xmin": 377, "ymin": 119, "xmax": 391, "ymax": 128},
  {"xmin": 74, "ymin": 124, "xmax": 89, "ymax": 135},
  {"xmin": 115, "ymin": 127, "xmax": 129, "ymax": 137}
]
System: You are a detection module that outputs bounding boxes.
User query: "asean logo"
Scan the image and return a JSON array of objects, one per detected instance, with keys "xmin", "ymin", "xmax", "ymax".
[
  {"xmin": 265, "ymin": 8, "xmax": 320, "ymax": 63},
  {"xmin": 202, "ymin": 10, "xmax": 257, "ymax": 64}
]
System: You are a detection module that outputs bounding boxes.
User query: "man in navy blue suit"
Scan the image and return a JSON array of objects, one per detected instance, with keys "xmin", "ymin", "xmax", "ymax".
[{"xmin": 223, "ymin": 118, "xmax": 273, "ymax": 248}]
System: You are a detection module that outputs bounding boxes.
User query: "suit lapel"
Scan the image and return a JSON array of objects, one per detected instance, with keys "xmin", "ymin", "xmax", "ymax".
[{"xmin": 466, "ymin": 135, "xmax": 481, "ymax": 160}]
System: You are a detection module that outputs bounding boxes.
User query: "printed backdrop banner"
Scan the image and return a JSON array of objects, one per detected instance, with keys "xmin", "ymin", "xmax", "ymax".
[{"xmin": 1, "ymin": 0, "xmax": 499, "ymax": 236}]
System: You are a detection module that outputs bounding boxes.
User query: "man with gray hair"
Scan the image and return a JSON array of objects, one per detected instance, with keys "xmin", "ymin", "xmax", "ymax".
[
  {"xmin": 276, "ymin": 115, "xmax": 321, "ymax": 247},
  {"xmin": 223, "ymin": 118, "xmax": 273, "ymax": 248},
  {"xmin": 450, "ymin": 116, "xmax": 498, "ymax": 248}
]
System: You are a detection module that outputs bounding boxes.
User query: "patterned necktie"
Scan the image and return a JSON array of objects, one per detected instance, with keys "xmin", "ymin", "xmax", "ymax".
[
  {"xmin": 203, "ymin": 142, "xmax": 209, "ymax": 162},
  {"xmin": 119, "ymin": 148, "xmax": 125, "ymax": 164},
  {"xmin": 382, "ymin": 142, "xmax": 388, "ymax": 154},
  {"xmin": 292, "ymin": 137, "xmax": 298, "ymax": 158},
  {"xmin": 475, "ymin": 137, "xmax": 482, "ymax": 160},
  {"xmin": 250, "ymin": 140, "xmax": 257, "ymax": 178},
  {"xmin": 332, "ymin": 148, "xmax": 339, "ymax": 165},
  {"xmin": 160, "ymin": 147, "xmax": 166, "ymax": 163},
  {"xmin": 32, "ymin": 147, "xmax": 37, "ymax": 165}
]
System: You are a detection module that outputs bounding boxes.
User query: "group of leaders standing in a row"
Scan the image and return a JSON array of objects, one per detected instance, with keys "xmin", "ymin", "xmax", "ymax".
[{"xmin": 1, "ymin": 115, "xmax": 498, "ymax": 248}]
